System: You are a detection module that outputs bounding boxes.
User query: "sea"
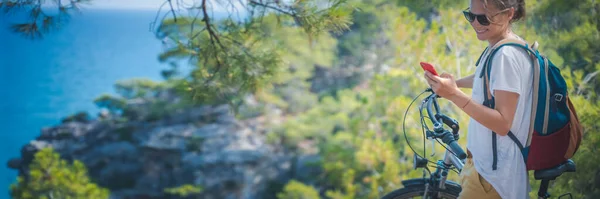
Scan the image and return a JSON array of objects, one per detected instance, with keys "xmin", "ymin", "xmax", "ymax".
[{"xmin": 0, "ymin": 8, "xmax": 180, "ymax": 198}]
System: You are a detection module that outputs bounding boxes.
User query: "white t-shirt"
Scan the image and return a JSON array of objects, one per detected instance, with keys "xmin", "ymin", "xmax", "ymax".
[{"xmin": 466, "ymin": 45, "xmax": 533, "ymax": 199}]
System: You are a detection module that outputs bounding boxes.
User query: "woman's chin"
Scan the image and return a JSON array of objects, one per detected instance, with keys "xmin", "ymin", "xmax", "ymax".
[{"xmin": 476, "ymin": 32, "xmax": 488, "ymax": 41}]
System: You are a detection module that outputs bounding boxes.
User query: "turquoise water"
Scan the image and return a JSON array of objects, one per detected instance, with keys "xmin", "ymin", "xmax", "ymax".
[{"xmin": 0, "ymin": 9, "xmax": 172, "ymax": 198}]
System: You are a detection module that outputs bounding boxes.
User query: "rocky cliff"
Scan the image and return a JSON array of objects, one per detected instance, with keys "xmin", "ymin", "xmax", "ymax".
[{"xmin": 7, "ymin": 97, "xmax": 320, "ymax": 199}]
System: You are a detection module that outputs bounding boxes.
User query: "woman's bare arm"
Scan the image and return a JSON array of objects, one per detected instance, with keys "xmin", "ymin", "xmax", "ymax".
[
  {"xmin": 455, "ymin": 74, "xmax": 474, "ymax": 89},
  {"xmin": 424, "ymin": 72, "xmax": 518, "ymax": 136},
  {"xmin": 449, "ymin": 90, "xmax": 519, "ymax": 136}
]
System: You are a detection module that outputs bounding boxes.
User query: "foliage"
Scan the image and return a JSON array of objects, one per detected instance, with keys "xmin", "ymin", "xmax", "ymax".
[
  {"xmin": 10, "ymin": 148, "xmax": 110, "ymax": 199},
  {"xmin": 93, "ymin": 79, "xmax": 192, "ymax": 121},
  {"xmin": 164, "ymin": 184, "xmax": 204, "ymax": 197},
  {"xmin": 114, "ymin": 78, "xmax": 166, "ymax": 99},
  {"xmin": 276, "ymin": 180, "xmax": 320, "ymax": 199},
  {"xmin": 273, "ymin": 1, "xmax": 599, "ymax": 198},
  {"xmin": 529, "ymin": 0, "xmax": 600, "ymax": 95},
  {"xmin": 269, "ymin": 7, "xmax": 480, "ymax": 197},
  {"xmin": 155, "ymin": 0, "xmax": 355, "ymax": 105},
  {"xmin": 94, "ymin": 94, "xmax": 127, "ymax": 115},
  {"xmin": 61, "ymin": 111, "xmax": 90, "ymax": 123},
  {"xmin": 325, "ymin": 169, "xmax": 356, "ymax": 199}
]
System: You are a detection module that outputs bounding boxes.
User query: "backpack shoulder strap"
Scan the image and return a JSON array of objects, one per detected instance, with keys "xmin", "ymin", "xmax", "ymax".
[
  {"xmin": 479, "ymin": 38, "xmax": 536, "ymax": 78},
  {"xmin": 507, "ymin": 131, "xmax": 527, "ymax": 162},
  {"xmin": 479, "ymin": 38, "xmax": 531, "ymax": 106},
  {"xmin": 475, "ymin": 47, "xmax": 489, "ymax": 67}
]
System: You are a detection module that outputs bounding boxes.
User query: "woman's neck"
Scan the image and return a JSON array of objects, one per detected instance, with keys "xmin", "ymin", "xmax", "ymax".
[{"xmin": 488, "ymin": 30, "xmax": 515, "ymax": 47}]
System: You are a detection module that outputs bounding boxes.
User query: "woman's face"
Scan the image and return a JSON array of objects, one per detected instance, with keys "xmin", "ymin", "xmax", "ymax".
[{"xmin": 468, "ymin": 0, "xmax": 514, "ymax": 42}]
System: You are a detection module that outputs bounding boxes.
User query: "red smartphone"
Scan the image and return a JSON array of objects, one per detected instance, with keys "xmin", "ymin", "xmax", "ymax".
[{"xmin": 420, "ymin": 62, "xmax": 438, "ymax": 76}]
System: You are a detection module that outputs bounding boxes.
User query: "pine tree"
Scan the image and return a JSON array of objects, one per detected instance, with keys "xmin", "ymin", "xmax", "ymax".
[
  {"xmin": 10, "ymin": 148, "xmax": 110, "ymax": 199},
  {"xmin": 156, "ymin": 0, "xmax": 355, "ymax": 105}
]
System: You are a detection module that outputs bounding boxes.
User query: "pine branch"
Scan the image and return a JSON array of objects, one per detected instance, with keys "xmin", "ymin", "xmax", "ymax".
[
  {"xmin": 150, "ymin": 0, "xmax": 353, "ymax": 103},
  {"xmin": 1, "ymin": 0, "xmax": 83, "ymax": 39},
  {"xmin": 201, "ymin": 0, "xmax": 224, "ymax": 78},
  {"xmin": 167, "ymin": 0, "xmax": 178, "ymax": 22},
  {"xmin": 248, "ymin": 0, "xmax": 295, "ymax": 16}
]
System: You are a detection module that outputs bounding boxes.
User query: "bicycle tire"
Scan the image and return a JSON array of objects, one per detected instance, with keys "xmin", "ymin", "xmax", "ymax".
[{"xmin": 381, "ymin": 183, "xmax": 461, "ymax": 199}]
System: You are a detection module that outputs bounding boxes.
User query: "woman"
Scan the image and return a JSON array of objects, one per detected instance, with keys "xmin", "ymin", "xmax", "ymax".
[{"xmin": 424, "ymin": 0, "xmax": 532, "ymax": 198}]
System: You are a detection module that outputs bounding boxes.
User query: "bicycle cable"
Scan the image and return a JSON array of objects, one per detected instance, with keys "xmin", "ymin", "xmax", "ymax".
[
  {"xmin": 403, "ymin": 89, "xmax": 429, "ymax": 160},
  {"xmin": 404, "ymin": 90, "xmax": 462, "ymax": 167},
  {"xmin": 428, "ymin": 163, "xmax": 460, "ymax": 174},
  {"xmin": 419, "ymin": 95, "xmax": 462, "ymax": 159},
  {"xmin": 403, "ymin": 90, "xmax": 440, "ymax": 166},
  {"xmin": 436, "ymin": 139, "xmax": 460, "ymax": 160},
  {"xmin": 402, "ymin": 90, "xmax": 463, "ymax": 179},
  {"xmin": 417, "ymin": 94, "xmax": 444, "ymax": 165}
]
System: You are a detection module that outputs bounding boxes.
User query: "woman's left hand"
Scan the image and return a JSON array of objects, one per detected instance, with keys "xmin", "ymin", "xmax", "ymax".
[{"xmin": 424, "ymin": 71, "xmax": 461, "ymax": 99}]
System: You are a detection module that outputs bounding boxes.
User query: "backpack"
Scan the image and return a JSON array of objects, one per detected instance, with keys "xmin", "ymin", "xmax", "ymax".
[{"xmin": 475, "ymin": 38, "xmax": 584, "ymax": 171}]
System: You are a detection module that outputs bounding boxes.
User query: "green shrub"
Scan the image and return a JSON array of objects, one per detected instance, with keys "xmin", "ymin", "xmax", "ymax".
[
  {"xmin": 10, "ymin": 148, "xmax": 110, "ymax": 199},
  {"xmin": 277, "ymin": 180, "xmax": 321, "ymax": 199},
  {"xmin": 94, "ymin": 94, "xmax": 127, "ymax": 115},
  {"xmin": 61, "ymin": 111, "xmax": 90, "ymax": 123},
  {"xmin": 164, "ymin": 184, "xmax": 203, "ymax": 197}
]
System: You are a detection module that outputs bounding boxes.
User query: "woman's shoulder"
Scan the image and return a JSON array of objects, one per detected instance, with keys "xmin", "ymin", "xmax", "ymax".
[
  {"xmin": 491, "ymin": 45, "xmax": 532, "ymax": 67},
  {"xmin": 495, "ymin": 44, "xmax": 530, "ymax": 60}
]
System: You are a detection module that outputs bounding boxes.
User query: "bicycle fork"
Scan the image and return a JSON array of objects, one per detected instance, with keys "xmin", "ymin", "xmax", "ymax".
[
  {"xmin": 421, "ymin": 151, "xmax": 465, "ymax": 198},
  {"xmin": 420, "ymin": 160, "xmax": 451, "ymax": 199}
]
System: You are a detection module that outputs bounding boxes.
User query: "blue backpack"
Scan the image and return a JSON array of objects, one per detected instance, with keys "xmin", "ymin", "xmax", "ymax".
[{"xmin": 475, "ymin": 39, "xmax": 583, "ymax": 171}]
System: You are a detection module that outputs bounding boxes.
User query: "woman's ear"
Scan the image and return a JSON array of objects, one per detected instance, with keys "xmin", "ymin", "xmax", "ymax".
[{"xmin": 507, "ymin": 7, "xmax": 516, "ymax": 22}]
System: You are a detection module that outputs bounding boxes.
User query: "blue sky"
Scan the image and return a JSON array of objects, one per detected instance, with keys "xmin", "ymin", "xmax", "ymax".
[{"xmin": 83, "ymin": 0, "xmax": 245, "ymax": 12}]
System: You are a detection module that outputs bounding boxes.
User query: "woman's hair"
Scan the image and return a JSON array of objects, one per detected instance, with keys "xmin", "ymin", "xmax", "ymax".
[{"xmin": 482, "ymin": 0, "xmax": 526, "ymax": 22}]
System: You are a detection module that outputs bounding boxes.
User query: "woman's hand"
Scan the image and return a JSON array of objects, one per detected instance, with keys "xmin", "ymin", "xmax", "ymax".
[{"xmin": 424, "ymin": 71, "xmax": 461, "ymax": 99}]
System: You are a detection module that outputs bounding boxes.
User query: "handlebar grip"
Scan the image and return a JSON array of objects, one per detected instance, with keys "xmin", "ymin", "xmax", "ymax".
[
  {"xmin": 441, "ymin": 132, "xmax": 466, "ymax": 159},
  {"xmin": 448, "ymin": 141, "xmax": 467, "ymax": 159}
]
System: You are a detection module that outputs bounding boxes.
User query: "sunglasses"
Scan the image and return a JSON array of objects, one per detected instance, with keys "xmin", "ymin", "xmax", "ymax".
[{"xmin": 462, "ymin": 8, "xmax": 509, "ymax": 26}]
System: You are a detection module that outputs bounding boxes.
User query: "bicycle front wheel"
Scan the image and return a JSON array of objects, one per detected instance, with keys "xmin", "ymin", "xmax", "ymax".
[{"xmin": 381, "ymin": 181, "xmax": 461, "ymax": 199}]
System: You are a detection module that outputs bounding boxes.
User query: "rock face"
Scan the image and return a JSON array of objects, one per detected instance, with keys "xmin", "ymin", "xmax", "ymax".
[{"xmin": 7, "ymin": 104, "xmax": 302, "ymax": 199}]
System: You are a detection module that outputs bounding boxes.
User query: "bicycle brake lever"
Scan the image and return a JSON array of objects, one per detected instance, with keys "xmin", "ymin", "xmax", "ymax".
[{"xmin": 435, "ymin": 114, "xmax": 460, "ymax": 136}]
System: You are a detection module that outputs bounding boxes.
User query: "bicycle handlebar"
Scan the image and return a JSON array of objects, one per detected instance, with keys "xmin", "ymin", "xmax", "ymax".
[
  {"xmin": 424, "ymin": 91, "xmax": 467, "ymax": 160},
  {"xmin": 426, "ymin": 94, "xmax": 443, "ymax": 133},
  {"xmin": 443, "ymin": 132, "xmax": 467, "ymax": 159}
]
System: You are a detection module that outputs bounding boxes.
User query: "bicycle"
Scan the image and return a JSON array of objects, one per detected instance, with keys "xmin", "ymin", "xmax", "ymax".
[{"xmin": 381, "ymin": 88, "xmax": 576, "ymax": 199}]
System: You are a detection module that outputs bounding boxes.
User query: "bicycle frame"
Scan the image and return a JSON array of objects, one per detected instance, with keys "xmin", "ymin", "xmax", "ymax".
[
  {"xmin": 444, "ymin": 149, "xmax": 464, "ymax": 171},
  {"xmin": 414, "ymin": 149, "xmax": 465, "ymax": 198},
  {"xmin": 437, "ymin": 147, "xmax": 465, "ymax": 190}
]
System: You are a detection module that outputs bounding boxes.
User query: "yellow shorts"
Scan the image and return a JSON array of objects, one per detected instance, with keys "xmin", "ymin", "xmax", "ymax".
[{"xmin": 458, "ymin": 158, "xmax": 502, "ymax": 199}]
